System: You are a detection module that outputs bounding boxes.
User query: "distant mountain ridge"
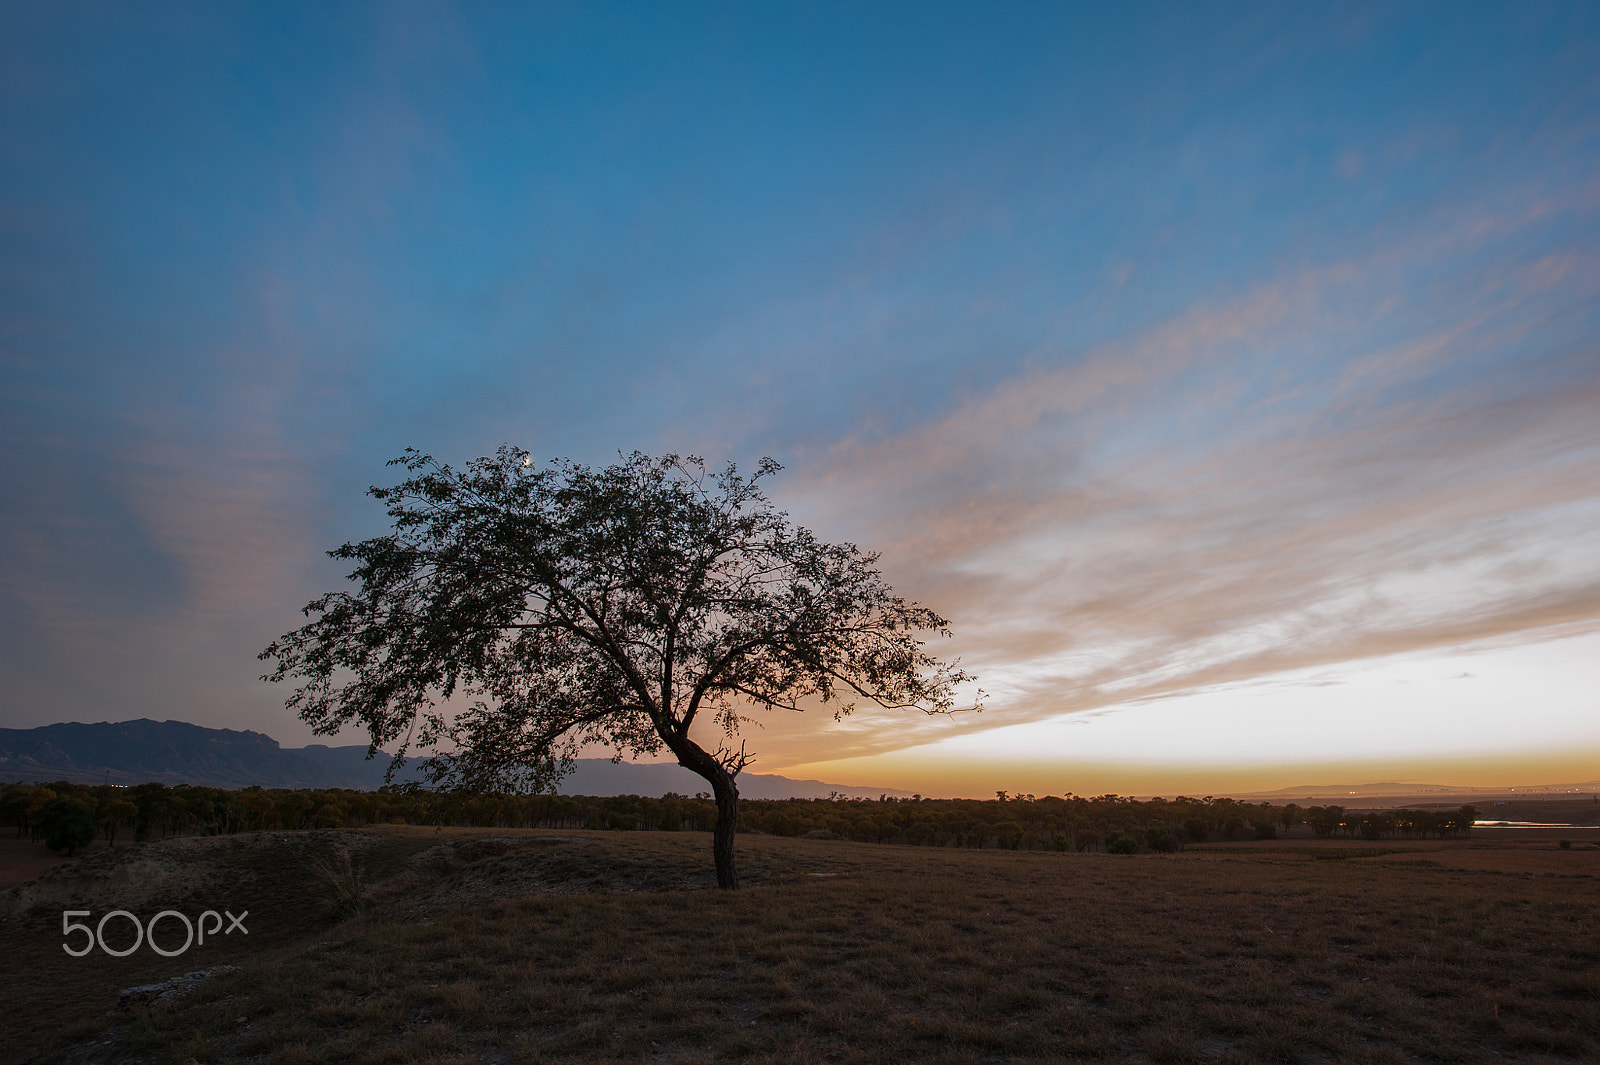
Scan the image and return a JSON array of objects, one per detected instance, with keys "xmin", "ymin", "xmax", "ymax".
[
  {"xmin": 0, "ymin": 719, "xmax": 407, "ymax": 790},
  {"xmin": 0, "ymin": 719, "xmax": 913, "ymax": 799}
]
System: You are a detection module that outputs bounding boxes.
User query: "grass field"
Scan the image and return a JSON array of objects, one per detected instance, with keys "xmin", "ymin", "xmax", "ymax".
[{"xmin": 3, "ymin": 826, "xmax": 1598, "ymax": 1064}]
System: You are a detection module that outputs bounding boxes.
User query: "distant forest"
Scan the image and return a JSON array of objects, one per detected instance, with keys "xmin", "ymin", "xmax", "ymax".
[{"xmin": 2, "ymin": 780, "xmax": 1480, "ymax": 853}]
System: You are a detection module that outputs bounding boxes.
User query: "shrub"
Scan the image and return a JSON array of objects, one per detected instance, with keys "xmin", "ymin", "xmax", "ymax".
[
  {"xmin": 1106, "ymin": 834, "xmax": 1140, "ymax": 855},
  {"xmin": 1252, "ymin": 821, "xmax": 1278, "ymax": 841},
  {"xmin": 311, "ymin": 845, "xmax": 369, "ymax": 919}
]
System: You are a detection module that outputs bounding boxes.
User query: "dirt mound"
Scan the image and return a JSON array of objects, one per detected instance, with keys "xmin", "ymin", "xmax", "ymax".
[
  {"xmin": 1, "ymin": 838, "xmax": 224, "ymax": 922},
  {"xmin": 0, "ymin": 829, "xmax": 395, "ymax": 932},
  {"xmin": 365, "ymin": 834, "xmax": 718, "ymax": 918}
]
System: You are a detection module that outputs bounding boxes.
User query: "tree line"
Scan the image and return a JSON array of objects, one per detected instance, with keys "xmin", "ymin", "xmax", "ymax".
[{"xmin": 1, "ymin": 781, "xmax": 1477, "ymax": 854}]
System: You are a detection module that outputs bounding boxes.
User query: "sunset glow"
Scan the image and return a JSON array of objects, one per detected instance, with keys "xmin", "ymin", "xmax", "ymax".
[{"xmin": 2, "ymin": 4, "xmax": 1596, "ymax": 797}]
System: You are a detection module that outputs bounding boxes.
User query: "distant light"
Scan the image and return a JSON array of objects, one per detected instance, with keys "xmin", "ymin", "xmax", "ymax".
[{"xmin": 521, "ymin": 457, "xmax": 532, "ymax": 467}]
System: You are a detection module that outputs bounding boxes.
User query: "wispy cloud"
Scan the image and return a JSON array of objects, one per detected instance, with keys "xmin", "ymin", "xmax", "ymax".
[
  {"xmin": 766, "ymin": 197, "xmax": 1600, "ymax": 766},
  {"xmin": 4, "ymin": 4, "xmax": 1597, "ymax": 776}
]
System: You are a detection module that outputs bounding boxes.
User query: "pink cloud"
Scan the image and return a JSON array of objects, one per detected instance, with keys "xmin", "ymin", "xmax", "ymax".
[{"xmin": 757, "ymin": 207, "xmax": 1600, "ymax": 767}]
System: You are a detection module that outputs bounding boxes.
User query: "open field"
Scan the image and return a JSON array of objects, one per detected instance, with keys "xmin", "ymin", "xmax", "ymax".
[{"xmin": 2, "ymin": 827, "xmax": 1598, "ymax": 1064}]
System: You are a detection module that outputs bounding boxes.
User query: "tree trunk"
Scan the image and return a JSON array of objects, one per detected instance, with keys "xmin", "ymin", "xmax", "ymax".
[
  {"xmin": 710, "ymin": 775, "xmax": 739, "ymax": 890},
  {"xmin": 670, "ymin": 740, "xmax": 741, "ymax": 889}
]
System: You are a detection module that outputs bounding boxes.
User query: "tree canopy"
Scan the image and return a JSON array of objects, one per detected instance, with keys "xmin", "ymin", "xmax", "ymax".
[
  {"xmin": 37, "ymin": 797, "xmax": 96, "ymax": 856},
  {"xmin": 262, "ymin": 448, "xmax": 973, "ymax": 887}
]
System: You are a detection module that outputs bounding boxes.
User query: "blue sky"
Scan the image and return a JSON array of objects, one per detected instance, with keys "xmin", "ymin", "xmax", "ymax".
[{"xmin": 3, "ymin": 3, "xmax": 1597, "ymax": 794}]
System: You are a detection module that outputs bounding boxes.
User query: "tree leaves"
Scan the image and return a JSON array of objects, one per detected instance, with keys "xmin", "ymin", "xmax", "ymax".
[{"xmin": 262, "ymin": 448, "xmax": 974, "ymax": 795}]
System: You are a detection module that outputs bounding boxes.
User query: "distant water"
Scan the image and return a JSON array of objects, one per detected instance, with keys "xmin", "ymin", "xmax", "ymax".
[{"xmin": 1473, "ymin": 820, "xmax": 1586, "ymax": 828}]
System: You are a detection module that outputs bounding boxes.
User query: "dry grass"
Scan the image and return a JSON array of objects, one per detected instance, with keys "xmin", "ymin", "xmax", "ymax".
[
  {"xmin": 308, "ymin": 844, "xmax": 371, "ymax": 920},
  {"xmin": 4, "ymin": 828, "xmax": 1598, "ymax": 1064}
]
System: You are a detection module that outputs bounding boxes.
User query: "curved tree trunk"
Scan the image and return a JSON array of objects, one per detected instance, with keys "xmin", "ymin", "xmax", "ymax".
[{"xmin": 670, "ymin": 738, "xmax": 742, "ymax": 889}]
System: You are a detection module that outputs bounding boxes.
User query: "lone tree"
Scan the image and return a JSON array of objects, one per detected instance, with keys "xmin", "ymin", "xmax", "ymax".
[{"xmin": 262, "ymin": 448, "xmax": 972, "ymax": 888}]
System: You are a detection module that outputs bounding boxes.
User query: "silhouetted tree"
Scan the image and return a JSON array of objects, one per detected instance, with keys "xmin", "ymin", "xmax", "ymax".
[
  {"xmin": 0, "ymin": 787, "xmax": 31, "ymax": 838},
  {"xmin": 1308, "ymin": 805, "xmax": 1344, "ymax": 837},
  {"xmin": 38, "ymin": 798, "xmax": 96, "ymax": 856},
  {"xmin": 992, "ymin": 821, "xmax": 1024, "ymax": 849},
  {"xmin": 1144, "ymin": 819, "xmax": 1178, "ymax": 852},
  {"xmin": 1359, "ymin": 813, "xmax": 1392, "ymax": 840},
  {"xmin": 262, "ymin": 449, "xmax": 972, "ymax": 888},
  {"xmin": 96, "ymin": 797, "xmax": 138, "ymax": 846}
]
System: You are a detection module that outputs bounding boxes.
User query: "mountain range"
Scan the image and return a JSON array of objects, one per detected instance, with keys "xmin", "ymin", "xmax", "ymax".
[{"xmin": 0, "ymin": 719, "xmax": 912, "ymax": 799}]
